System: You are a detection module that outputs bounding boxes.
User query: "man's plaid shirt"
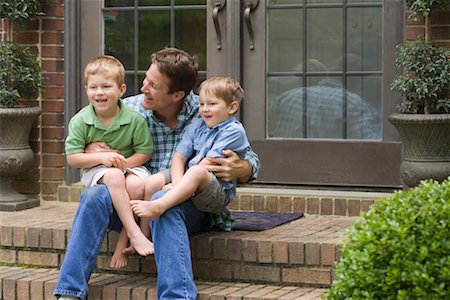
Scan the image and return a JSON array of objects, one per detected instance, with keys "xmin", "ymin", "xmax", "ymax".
[{"xmin": 124, "ymin": 92, "xmax": 260, "ymax": 231}]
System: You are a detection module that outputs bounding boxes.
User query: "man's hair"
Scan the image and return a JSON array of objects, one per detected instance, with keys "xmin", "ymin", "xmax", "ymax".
[
  {"xmin": 151, "ymin": 48, "xmax": 198, "ymax": 98},
  {"xmin": 84, "ymin": 55, "xmax": 125, "ymax": 87},
  {"xmin": 198, "ymin": 76, "xmax": 244, "ymax": 106}
]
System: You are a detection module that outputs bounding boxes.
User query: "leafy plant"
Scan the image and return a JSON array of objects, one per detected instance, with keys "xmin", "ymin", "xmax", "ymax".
[
  {"xmin": 0, "ymin": 42, "xmax": 43, "ymax": 107},
  {"xmin": 0, "ymin": 0, "xmax": 45, "ymax": 107},
  {"xmin": 391, "ymin": 40, "xmax": 450, "ymax": 114},
  {"xmin": 402, "ymin": 0, "xmax": 450, "ymax": 17},
  {"xmin": 327, "ymin": 179, "xmax": 450, "ymax": 299}
]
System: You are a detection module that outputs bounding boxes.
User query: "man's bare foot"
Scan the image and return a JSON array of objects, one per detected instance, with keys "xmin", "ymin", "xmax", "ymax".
[
  {"xmin": 130, "ymin": 200, "xmax": 165, "ymax": 219},
  {"xmin": 110, "ymin": 250, "xmax": 128, "ymax": 269},
  {"xmin": 129, "ymin": 232, "xmax": 154, "ymax": 256}
]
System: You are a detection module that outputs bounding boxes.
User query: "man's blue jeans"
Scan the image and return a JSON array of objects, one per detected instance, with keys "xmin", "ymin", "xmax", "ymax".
[{"xmin": 54, "ymin": 184, "xmax": 210, "ymax": 299}]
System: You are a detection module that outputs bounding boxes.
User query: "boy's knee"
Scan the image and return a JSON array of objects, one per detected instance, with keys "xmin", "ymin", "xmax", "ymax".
[{"xmin": 187, "ymin": 165, "xmax": 210, "ymax": 179}]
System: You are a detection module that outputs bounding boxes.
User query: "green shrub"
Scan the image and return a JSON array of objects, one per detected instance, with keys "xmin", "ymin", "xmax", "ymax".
[{"xmin": 327, "ymin": 179, "xmax": 450, "ymax": 299}]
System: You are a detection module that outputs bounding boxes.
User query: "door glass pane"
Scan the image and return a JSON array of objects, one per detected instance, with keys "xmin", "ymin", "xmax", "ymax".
[
  {"xmin": 105, "ymin": 0, "xmax": 134, "ymax": 7},
  {"xmin": 268, "ymin": 8, "xmax": 303, "ymax": 72},
  {"xmin": 267, "ymin": 1, "xmax": 381, "ymax": 140},
  {"xmin": 104, "ymin": 11, "xmax": 134, "ymax": 70},
  {"xmin": 138, "ymin": 11, "xmax": 171, "ymax": 69},
  {"xmin": 139, "ymin": 0, "xmax": 170, "ymax": 5},
  {"xmin": 175, "ymin": 9, "xmax": 206, "ymax": 70}
]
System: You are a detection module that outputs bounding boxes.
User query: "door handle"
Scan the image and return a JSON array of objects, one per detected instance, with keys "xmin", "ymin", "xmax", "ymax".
[
  {"xmin": 211, "ymin": 0, "xmax": 226, "ymax": 50},
  {"xmin": 244, "ymin": 0, "xmax": 259, "ymax": 50}
]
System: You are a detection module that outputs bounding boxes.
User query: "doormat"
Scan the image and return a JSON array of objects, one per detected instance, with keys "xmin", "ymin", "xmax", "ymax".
[{"xmin": 231, "ymin": 211, "xmax": 304, "ymax": 231}]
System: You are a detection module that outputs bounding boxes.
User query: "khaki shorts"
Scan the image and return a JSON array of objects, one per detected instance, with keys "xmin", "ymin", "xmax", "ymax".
[
  {"xmin": 80, "ymin": 165, "xmax": 151, "ymax": 187},
  {"xmin": 191, "ymin": 172, "xmax": 230, "ymax": 213}
]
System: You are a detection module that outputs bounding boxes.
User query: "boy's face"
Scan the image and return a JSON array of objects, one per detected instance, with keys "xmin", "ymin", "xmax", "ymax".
[
  {"xmin": 199, "ymin": 90, "xmax": 238, "ymax": 128},
  {"xmin": 86, "ymin": 74, "xmax": 126, "ymax": 117}
]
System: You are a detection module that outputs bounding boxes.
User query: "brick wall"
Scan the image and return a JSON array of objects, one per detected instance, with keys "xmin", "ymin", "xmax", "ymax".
[
  {"xmin": 1, "ymin": 0, "xmax": 65, "ymax": 202},
  {"xmin": 405, "ymin": 9, "xmax": 450, "ymax": 47}
]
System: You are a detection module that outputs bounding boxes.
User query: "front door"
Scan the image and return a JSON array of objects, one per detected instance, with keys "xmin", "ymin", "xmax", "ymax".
[{"xmin": 72, "ymin": 0, "xmax": 403, "ymax": 188}]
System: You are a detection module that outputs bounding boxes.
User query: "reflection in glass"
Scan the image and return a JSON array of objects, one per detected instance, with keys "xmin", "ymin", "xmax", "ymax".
[
  {"xmin": 104, "ymin": 11, "xmax": 134, "ymax": 70},
  {"xmin": 175, "ymin": 9, "xmax": 206, "ymax": 70},
  {"xmin": 347, "ymin": 7, "xmax": 382, "ymax": 72},
  {"xmin": 268, "ymin": 62, "xmax": 381, "ymax": 140},
  {"xmin": 268, "ymin": 8, "xmax": 303, "ymax": 73}
]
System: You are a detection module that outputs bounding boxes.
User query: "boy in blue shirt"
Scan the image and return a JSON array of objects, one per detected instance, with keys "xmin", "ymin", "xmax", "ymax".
[{"xmin": 130, "ymin": 76, "xmax": 249, "ymax": 220}]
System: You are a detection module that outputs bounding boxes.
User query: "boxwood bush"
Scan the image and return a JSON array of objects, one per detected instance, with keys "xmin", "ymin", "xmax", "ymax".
[{"xmin": 327, "ymin": 179, "xmax": 450, "ymax": 299}]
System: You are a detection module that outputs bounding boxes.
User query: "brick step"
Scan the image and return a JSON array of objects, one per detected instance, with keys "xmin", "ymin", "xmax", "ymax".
[
  {"xmin": 58, "ymin": 184, "xmax": 390, "ymax": 217},
  {"xmin": 0, "ymin": 265, "xmax": 327, "ymax": 300},
  {"xmin": 0, "ymin": 203, "xmax": 361, "ymax": 287}
]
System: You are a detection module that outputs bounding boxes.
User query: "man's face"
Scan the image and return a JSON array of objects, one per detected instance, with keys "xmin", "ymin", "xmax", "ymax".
[{"xmin": 140, "ymin": 63, "xmax": 175, "ymax": 112}]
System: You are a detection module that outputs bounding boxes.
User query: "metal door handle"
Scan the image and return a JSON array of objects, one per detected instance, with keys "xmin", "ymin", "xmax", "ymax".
[
  {"xmin": 211, "ymin": 0, "xmax": 226, "ymax": 50},
  {"xmin": 244, "ymin": 0, "xmax": 259, "ymax": 50}
]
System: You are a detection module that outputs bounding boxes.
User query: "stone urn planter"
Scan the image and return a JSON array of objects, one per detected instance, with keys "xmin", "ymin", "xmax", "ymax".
[
  {"xmin": 0, "ymin": 106, "xmax": 41, "ymax": 211},
  {"xmin": 388, "ymin": 113, "xmax": 450, "ymax": 187}
]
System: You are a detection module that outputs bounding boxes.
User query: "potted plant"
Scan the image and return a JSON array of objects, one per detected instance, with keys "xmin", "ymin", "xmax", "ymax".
[
  {"xmin": 0, "ymin": 0, "xmax": 44, "ymax": 211},
  {"xmin": 389, "ymin": 0, "xmax": 450, "ymax": 187}
]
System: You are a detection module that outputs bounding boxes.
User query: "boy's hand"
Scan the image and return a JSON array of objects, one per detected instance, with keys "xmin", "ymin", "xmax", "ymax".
[
  {"xmin": 203, "ymin": 150, "xmax": 252, "ymax": 183},
  {"xmin": 101, "ymin": 152, "xmax": 127, "ymax": 170},
  {"xmin": 85, "ymin": 141, "xmax": 120, "ymax": 153}
]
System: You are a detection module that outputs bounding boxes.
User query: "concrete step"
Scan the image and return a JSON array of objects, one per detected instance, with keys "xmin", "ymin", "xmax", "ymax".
[
  {"xmin": 0, "ymin": 202, "xmax": 362, "ymax": 288},
  {"xmin": 0, "ymin": 265, "xmax": 327, "ymax": 300}
]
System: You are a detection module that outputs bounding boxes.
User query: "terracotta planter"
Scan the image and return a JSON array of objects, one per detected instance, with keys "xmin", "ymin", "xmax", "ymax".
[
  {"xmin": 389, "ymin": 113, "xmax": 450, "ymax": 187},
  {"xmin": 0, "ymin": 106, "xmax": 41, "ymax": 211}
]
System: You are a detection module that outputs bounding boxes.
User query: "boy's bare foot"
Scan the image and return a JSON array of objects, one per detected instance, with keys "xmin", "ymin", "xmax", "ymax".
[
  {"xmin": 122, "ymin": 246, "xmax": 136, "ymax": 255},
  {"xmin": 129, "ymin": 233, "xmax": 154, "ymax": 256},
  {"xmin": 130, "ymin": 200, "xmax": 165, "ymax": 220},
  {"xmin": 110, "ymin": 250, "xmax": 128, "ymax": 269}
]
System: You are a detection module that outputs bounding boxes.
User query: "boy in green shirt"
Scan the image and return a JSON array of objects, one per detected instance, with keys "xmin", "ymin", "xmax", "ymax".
[{"xmin": 65, "ymin": 55, "xmax": 154, "ymax": 269}]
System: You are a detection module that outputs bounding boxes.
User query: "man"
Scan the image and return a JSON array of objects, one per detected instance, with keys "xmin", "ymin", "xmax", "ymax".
[{"xmin": 54, "ymin": 48, "xmax": 260, "ymax": 300}]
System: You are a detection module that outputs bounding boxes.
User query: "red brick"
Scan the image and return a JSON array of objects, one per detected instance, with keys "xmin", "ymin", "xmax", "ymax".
[
  {"xmin": 258, "ymin": 240, "xmax": 272, "ymax": 263},
  {"xmin": 334, "ymin": 198, "xmax": 347, "ymax": 216},
  {"xmin": 227, "ymin": 238, "xmax": 243, "ymax": 261},
  {"xmin": 253, "ymin": 195, "xmax": 265, "ymax": 211},
  {"xmin": 42, "ymin": 100, "xmax": 64, "ymax": 113},
  {"xmin": 242, "ymin": 240, "xmax": 257, "ymax": 262},
  {"xmin": 212, "ymin": 237, "xmax": 227, "ymax": 260},
  {"xmin": 13, "ymin": 227, "xmax": 26, "ymax": 247},
  {"xmin": 279, "ymin": 196, "xmax": 292, "ymax": 212},
  {"xmin": 273, "ymin": 241, "xmax": 288, "ymax": 264},
  {"xmin": 42, "ymin": 168, "xmax": 65, "ymax": 180},
  {"xmin": 42, "ymin": 4, "xmax": 64, "ymax": 17},
  {"xmin": 26, "ymin": 228, "xmax": 40, "ymax": 248},
  {"xmin": 405, "ymin": 26, "xmax": 425, "ymax": 41},
  {"xmin": 293, "ymin": 196, "xmax": 306, "ymax": 213},
  {"xmin": 321, "ymin": 243, "xmax": 336, "ymax": 266},
  {"xmin": 305, "ymin": 243, "xmax": 320, "ymax": 266},
  {"xmin": 42, "ymin": 141, "xmax": 64, "ymax": 154},
  {"xmin": 13, "ymin": 32, "xmax": 39, "ymax": 44},
  {"xmin": 238, "ymin": 194, "xmax": 252, "ymax": 211},
  {"xmin": 18, "ymin": 251, "xmax": 59, "ymax": 267},
  {"xmin": 42, "ymin": 19, "xmax": 64, "ymax": 31},
  {"xmin": 320, "ymin": 198, "xmax": 333, "ymax": 215},
  {"xmin": 1, "ymin": 226, "xmax": 13, "ymax": 246},
  {"xmin": 0, "ymin": 249, "xmax": 16, "ymax": 264},
  {"xmin": 41, "ymin": 113, "xmax": 64, "ymax": 127},
  {"xmin": 432, "ymin": 26, "xmax": 450, "ymax": 40},
  {"xmin": 266, "ymin": 196, "xmax": 279, "ymax": 212},
  {"xmin": 288, "ymin": 242, "xmax": 304, "ymax": 265},
  {"xmin": 42, "ymin": 32, "xmax": 63, "ymax": 44},
  {"xmin": 348, "ymin": 199, "xmax": 361, "ymax": 216},
  {"xmin": 42, "ymin": 155, "xmax": 65, "ymax": 167},
  {"xmin": 282, "ymin": 268, "xmax": 331, "ymax": 285},
  {"xmin": 235, "ymin": 265, "xmax": 280, "ymax": 283},
  {"xmin": 306, "ymin": 197, "xmax": 320, "ymax": 214},
  {"xmin": 42, "ymin": 59, "xmax": 64, "ymax": 73}
]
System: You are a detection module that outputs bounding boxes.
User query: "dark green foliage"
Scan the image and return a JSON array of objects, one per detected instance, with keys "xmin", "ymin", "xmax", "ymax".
[
  {"xmin": 0, "ymin": 42, "xmax": 43, "ymax": 107},
  {"xmin": 391, "ymin": 40, "xmax": 450, "ymax": 114},
  {"xmin": 402, "ymin": 0, "xmax": 450, "ymax": 16},
  {"xmin": 0, "ymin": 0, "xmax": 45, "ymax": 26},
  {"xmin": 327, "ymin": 179, "xmax": 450, "ymax": 299}
]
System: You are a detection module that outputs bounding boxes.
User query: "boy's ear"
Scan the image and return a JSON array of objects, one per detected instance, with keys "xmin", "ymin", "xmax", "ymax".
[
  {"xmin": 119, "ymin": 83, "xmax": 127, "ymax": 97},
  {"xmin": 229, "ymin": 100, "xmax": 239, "ymax": 115}
]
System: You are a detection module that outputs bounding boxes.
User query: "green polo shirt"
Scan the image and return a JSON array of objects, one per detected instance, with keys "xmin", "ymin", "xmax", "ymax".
[{"xmin": 66, "ymin": 100, "xmax": 153, "ymax": 158}]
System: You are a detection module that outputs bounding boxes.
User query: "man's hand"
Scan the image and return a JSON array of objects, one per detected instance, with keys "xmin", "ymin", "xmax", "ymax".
[
  {"xmin": 202, "ymin": 150, "xmax": 252, "ymax": 183},
  {"xmin": 85, "ymin": 141, "xmax": 120, "ymax": 154}
]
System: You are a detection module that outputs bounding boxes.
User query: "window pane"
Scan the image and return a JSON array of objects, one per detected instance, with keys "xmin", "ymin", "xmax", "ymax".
[
  {"xmin": 347, "ymin": 6, "xmax": 382, "ymax": 71},
  {"xmin": 175, "ymin": 0, "xmax": 206, "ymax": 4},
  {"xmin": 104, "ymin": 11, "xmax": 134, "ymax": 70},
  {"xmin": 105, "ymin": 0, "xmax": 134, "ymax": 7},
  {"xmin": 139, "ymin": 0, "xmax": 170, "ymax": 5},
  {"xmin": 269, "ymin": 0, "xmax": 302, "ymax": 4},
  {"xmin": 268, "ymin": 8, "xmax": 304, "ymax": 72},
  {"xmin": 306, "ymin": 7, "xmax": 343, "ymax": 70},
  {"xmin": 123, "ymin": 74, "xmax": 137, "ymax": 98},
  {"xmin": 175, "ymin": 9, "xmax": 206, "ymax": 70},
  {"xmin": 268, "ymin": 76, "xmax": 305, "ymax": 138},
  {"xmin": 307, "ymin": 0, "xmax": 343, "ymax": 4},
  {"xmin": 138, "ymin": 11, "xmax": 171, "ymax": 70}
]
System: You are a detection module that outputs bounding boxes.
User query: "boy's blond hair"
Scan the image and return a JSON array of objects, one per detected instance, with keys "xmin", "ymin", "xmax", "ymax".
[
  {"xmin": 84, "ymin": 55, "xmax": 125, "ymax": 87},
  {"xmin": 198, "ymin": 76, "xmax": 244, "ymax": 106}
]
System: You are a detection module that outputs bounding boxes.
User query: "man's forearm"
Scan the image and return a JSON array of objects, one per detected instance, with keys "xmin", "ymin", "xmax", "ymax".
[{"xmin": 238, "ymin": 160, "xmax": 253, "ymax": 183}]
